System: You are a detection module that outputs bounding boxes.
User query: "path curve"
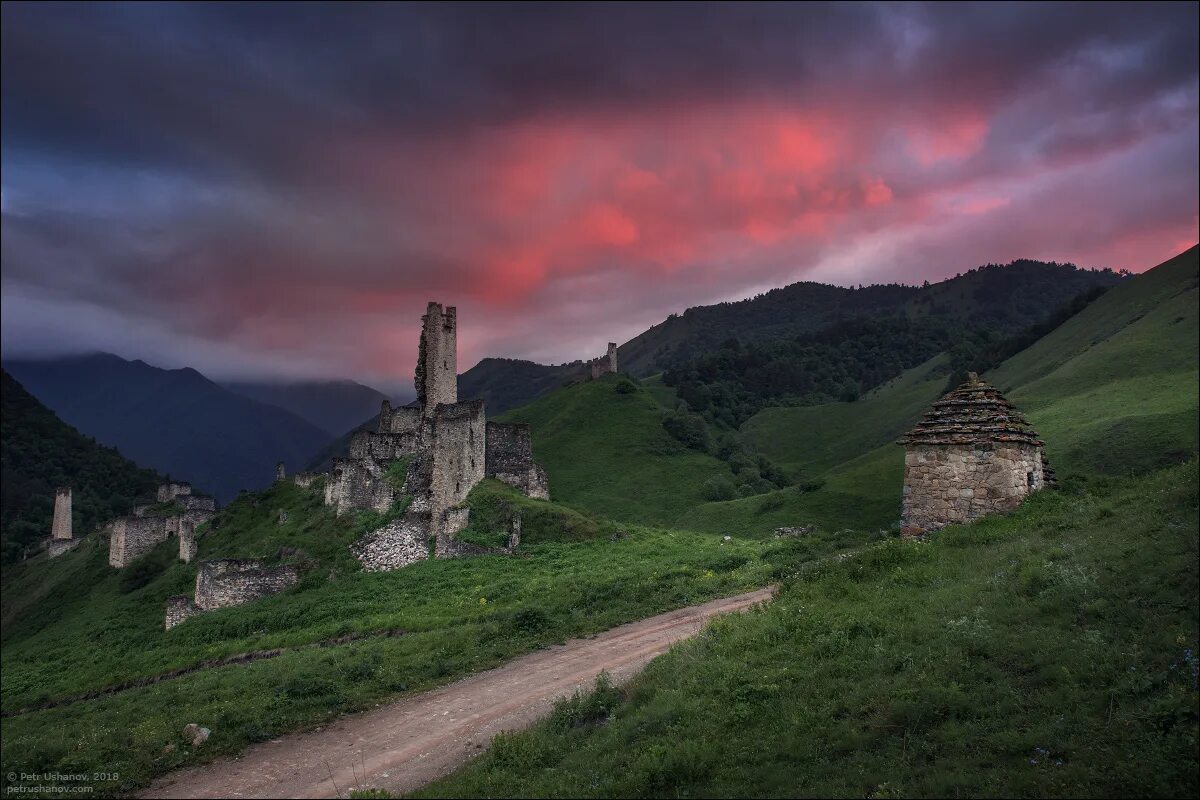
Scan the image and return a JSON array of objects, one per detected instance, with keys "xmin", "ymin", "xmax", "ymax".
[{"xmin": 144, "ymin": 586, "xmax": 776, "ymax": 799}]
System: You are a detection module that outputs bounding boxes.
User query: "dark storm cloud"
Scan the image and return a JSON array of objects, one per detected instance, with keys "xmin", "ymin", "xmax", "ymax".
[{"xmin": 2, "ymin": 2, "xmax": 1196, "ymax": 386}]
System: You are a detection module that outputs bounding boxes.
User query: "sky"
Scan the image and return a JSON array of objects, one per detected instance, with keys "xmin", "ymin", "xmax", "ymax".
[{"xmin": 2, "ymin": 2, "xmax": 1197, "ymax": 394}]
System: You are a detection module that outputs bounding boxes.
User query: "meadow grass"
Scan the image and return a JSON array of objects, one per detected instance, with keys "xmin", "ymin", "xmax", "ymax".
[
  {"xmin": 418, "ymin": 461, "xmax": 1200, "ymax": 799},
  {"xmin": 0, "ymin": 480, "xmax": 779, "ymax": 797},
  {"xmin": 497, "ymin": 374, "xmax": 730, "ymax": 526}
]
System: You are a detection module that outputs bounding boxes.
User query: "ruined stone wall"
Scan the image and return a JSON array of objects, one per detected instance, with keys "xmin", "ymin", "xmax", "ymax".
[
  {"xmin": 194, "ymin": 559, "xmax": 300, "ymax": 610},
  {"xmin": 485, "ymin": 422, "xmax": 550, "ymax": 499},
  {"xmin": 275, "ymin": 462, "xmax": 286, "ymax": 481},
  {"xmin": 381, "ymin": 405, "xmax": 423, "ymax": 435},
  {"xmin": 293, "ymin": 472, "xmax": 321, "ymax": 488},
  {"xmin": 416, "ymin": 302, "xmax": 457, "ymax": 414},
  {"xmin": 51, "ymin": 487, "xmax": 72, "ymax": 540},
  {"xmin": 901, "ymin": 442, "xmax": 1044, "ymax": 531},
  {"xmin": 165, "ymin": 596, "xmax": 200, "ymax": 630},
  {"xmin": 178, "ymin": 521, "xmax": 198, "ymax": 563},
  {"xmin": 47, "ymin": 539, "xmax": 81, "ymax": 558},
  {"xmin": 132, "ymin": 503, "xmax": 155, "ymax": 518},
  {"xmin": 157, "ymin": 482, "xmax": 192, "ymax": 502},
  {"xmin": 349, "ymin": 429, "xmax": 422, "ymax": 463},
  {"xmin": 428, "ymin": 400, "xmax": 487, "ymax": 541},
  {"xmin": 588, "ymin": 343, "xmax": 619, "ymax": 379},
  {"xmin": 108, "ymin": 516, "xmax": 172, "ymax": 567}
]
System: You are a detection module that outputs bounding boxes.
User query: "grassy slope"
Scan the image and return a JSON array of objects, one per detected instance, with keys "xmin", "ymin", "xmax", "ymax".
[
  {"xmin": 496, "ymin": 374, "xmax": 729, "ymax": 526},
  {"xmin": 421, "ymin": 461, "xmax": 1198, "ymax": 799},
  {"xmin": 677, "ymin": 249, "xmax": 1199, "ymax": 539},
  {"xmin": 1, "ymin": 479, "xmax": 779, "ymax": 797},
  {"xmin": 990, "ymin": 246, "xmax": 1199, "ymax": 477}
]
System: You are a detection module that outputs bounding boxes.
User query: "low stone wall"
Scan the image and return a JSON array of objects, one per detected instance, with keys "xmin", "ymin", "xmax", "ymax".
[
  {"xmin": 179, "ymin": 494, "xmax": 216, "ymax": 512},
  {"xmin": 293, "ymin": 472, "xmax": 322, "ymax": 488},
  {"xmin": 47, "ymin": 539, "xmax": 81, "ymax": 559},
  {"xmin": 109, "ymin": 516, "xmax": 172, "ymax": 567},
  {"xmin": 901, "ymin": 442, "xmax": 1044, "ymax": 530},
  {"xmin": 165, "ymin": 595, "xmax": 201, "ymax": 630},
  {"xmin": 195, "ymin": 559, "xmax": 300, "ymax": 610}
]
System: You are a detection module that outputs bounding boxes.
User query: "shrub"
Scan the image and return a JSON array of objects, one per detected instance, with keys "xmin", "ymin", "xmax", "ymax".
[
  {"xmin": 614, "ymin": 379, "xmax": 638, "ymax": 394},
  {"xmin": 702, "ymin": 477, "xmax": 738, "ymax": 502},
  {"xmin": 662, "ymin": 411, "xmax": 712, "ymax": 453}
]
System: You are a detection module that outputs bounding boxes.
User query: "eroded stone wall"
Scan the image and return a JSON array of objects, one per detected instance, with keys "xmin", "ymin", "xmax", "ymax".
[
  {"xmin": 47, "ymin": 539, "xmax": 81, "ymax": 558},
  {"xmin": 51, "ymin": 487, "xmax": 72, "ymax": 540},
  {"xmin": 108, "ymin": 516, "xmax": 173, "ymax": 566},
  {"xmin": 428, "ymin": 400, "xmax": 487, "ymax": 542},
  {"xmin": 901, "ymin": 442, "xmax": 1044, "ymax": 531},
  {"xmin": 157, "ymin": 482, "xmax": 192, "ymax": 502},
  {"xmin": 179, "ymin": 521, "xmax": 198, "ymax": 563},
  {"xmin": 293, "ymin": 472, "xmax": 321, "ymax": 488},
  {"xmin": 351, "ymin": 515, "xmax": 430, "ymax": 571},
  {"xmin": 165, "ymin": 595, "xmax": 200, "ymax": 630},
  {"xmin": 195, "ymin": 559, "xmax": 300, "ymax": 610},
  {"xmin": 485, "ymin": 422, "xmax": 550, "ymax": 499}
]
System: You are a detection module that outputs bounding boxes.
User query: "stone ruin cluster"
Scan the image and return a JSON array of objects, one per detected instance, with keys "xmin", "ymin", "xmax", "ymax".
[
  {"xmin": 314, "ymin": 301, "xmax": 549, "ymax": 571},
  {"xmin": 107, "ymin": 482, "xmax": 217, "ymax": 567},
  {"xmin": 899, "ymin": 373, "xmax": 1055, "ymax": 533},
  {"xmin": 588, "ymin": 342, "xmax": 619, "ymax": 379}
]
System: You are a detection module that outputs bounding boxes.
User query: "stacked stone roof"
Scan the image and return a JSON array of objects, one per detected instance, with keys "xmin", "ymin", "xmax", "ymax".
[{"xmin": 900, "ymin": 373, "xmax": 1043, "ymax": 446}]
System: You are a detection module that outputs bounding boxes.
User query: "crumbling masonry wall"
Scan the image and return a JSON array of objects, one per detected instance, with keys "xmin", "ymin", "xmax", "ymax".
[
  {"xmin": 485, "ymin": 422, "xmax": 550, "ymax": 499},
  {"xmin": 902, "ymin": 442, "xmax": 1044, "ymax": 530},
  {"xmin": 157, "ymin": 482, "xmax": 193, "ymax": 502},
  {"xmin": 428, "ymin": 400, "xmax": 487, "ymax": 543},
  {"xmin": 164, "ymin": 559, "xmax": 299, "ymax": 629},
  {"xmin": 109, "ymin": 516, "xmax": 172, "ymax": 567}
]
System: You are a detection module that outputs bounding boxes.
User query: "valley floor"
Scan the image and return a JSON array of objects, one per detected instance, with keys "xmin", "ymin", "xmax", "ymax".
[{"xmin": 143, "ymin": 587, "xmax": 775, "ymax": 799}]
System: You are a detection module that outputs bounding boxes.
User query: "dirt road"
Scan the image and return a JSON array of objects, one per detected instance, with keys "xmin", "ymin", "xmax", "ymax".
[{"xmin": 144, "ymin": 586, "xmax": 775, "ymax": 799}]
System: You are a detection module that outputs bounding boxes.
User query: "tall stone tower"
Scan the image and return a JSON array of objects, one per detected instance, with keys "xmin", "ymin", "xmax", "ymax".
[
  {"xmin": 605, "ymin": 342, "xmax": 618, "ymax": 373},
  {"xmin": 51, "ymin": 487, "xmax": 72, "ymax": 540},
  {"xmin": 416, "ymin": 302, "xmax": 457, "ymax": 414},
  {"xmin": 899, "ymin": 373, "xmax": 1045, "ymax": 532}
]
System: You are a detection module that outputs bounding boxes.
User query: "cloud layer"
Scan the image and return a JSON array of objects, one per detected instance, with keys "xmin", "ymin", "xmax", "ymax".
[{"xmin": 3, "ymin": 2, "xmax": 1196, "ymax": 391}]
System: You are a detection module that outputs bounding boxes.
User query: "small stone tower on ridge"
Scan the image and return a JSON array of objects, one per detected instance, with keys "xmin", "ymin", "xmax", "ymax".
[
  {"xmin": 899, "ymin": 373, "xmax": 1047, "ymax": 532},
  {"xmin": 51, "ymin": 486, "xmax": 72, "ymax": 541},
  {"xmin": 416, "ymin": 302, "xmax": 457, "ymax": 414},
  {"xmin": 589, "ymin": 342, "xmax": 618, "ymax": 379}
]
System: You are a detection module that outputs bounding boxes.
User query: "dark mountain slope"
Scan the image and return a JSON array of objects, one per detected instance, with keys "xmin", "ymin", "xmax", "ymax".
[
  {"xmin": 4, "ymin": 354, "xmax": 331, "ymax": 502},
  {"xmin": 222, "ymin": 379, "xmax": 393, "ymax": 437},
  {"xmin": 0, "ymin": 369, "xmax": 162, "ymax": 563}
]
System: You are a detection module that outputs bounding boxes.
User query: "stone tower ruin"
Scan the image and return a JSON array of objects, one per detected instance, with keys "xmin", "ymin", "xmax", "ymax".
[
  {"xmin": 323, "ymin": 300, "xmax": 548, "ymax": 571},
  {"xmin": 589, "ymin": 342, "xmax": 618, "ymax": 379},
  {"xmin": 51, "ymin": 486, "xmax": 72, "ymax": 541},
  {"xmin": 416, "ymin": 302, "xmax": 457, "ymax": 414},
  {"xmin": 899, "ymin": 373, "xmax": 1047, "ymax": 532}
]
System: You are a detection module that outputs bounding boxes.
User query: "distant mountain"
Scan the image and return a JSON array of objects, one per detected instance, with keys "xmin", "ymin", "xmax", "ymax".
[
  {"xmin": 4, "ymin": 354, "xmax": 332, "ymax": 502},
  {"xmin": 223, "ymin": 379, "xmax": 394, "ymax": 437},
  {"xmin": 453, "ymin": 260, "xmax": 1125, "ymax": 417},
  {"xmin": 458, "ymin": 358, "xmax": 586, "ymax": 416},
  {"xmin": 0, "ymin": 369, "xmax": 163, "ymax": 563},
  {"xmin": 619, "ymin": 259, "xmax": 1125, "ymax": 377}
]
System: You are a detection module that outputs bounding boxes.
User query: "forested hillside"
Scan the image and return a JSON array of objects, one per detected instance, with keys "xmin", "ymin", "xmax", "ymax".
[{"xmin": 0, "ymin": 370, "xmax": 162, "ymax": 564}]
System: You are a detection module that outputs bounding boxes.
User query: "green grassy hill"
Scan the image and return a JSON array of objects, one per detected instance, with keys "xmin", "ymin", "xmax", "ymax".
[
  {"xmin": 421, "ymin": 460, "xmax": 1199, "ymax": 799},
  {"xmin": 675, "ymin": 247, "xmax": 1199, "ymax": 539},
  {"xmin": 496, "ymin": 374, "xmax": 731, "ymax": 526}
]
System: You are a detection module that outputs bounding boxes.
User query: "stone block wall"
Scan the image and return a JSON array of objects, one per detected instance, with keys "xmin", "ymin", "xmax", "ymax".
[
  {"xmin": 901, "ymin": 442, "xmax": 1044, "ymax": 531},
  {"xmin": 380, "ymin": 403, "xmax": 423, "ymax": 435},
  {"xmin": 179, "ymin": 521, "xmax": 198, "ymax": 563},
  {"xmin": 108, "ymin": 516, "xmax": 172, "ymax": 567},
  {"xmin": 429, "ymin": 400, "xmax": 487, "ymax": 539},
  {"xmin": 51, "ymin": 487, "xmax": 72, "ymax": 540},
  {"xmin": 165, "ymin": 595, "xmax": 201, "ymax": 630},
  {"xmin": 293, "ymin": 472, "xmax": 321, "ymax": 488},
  {"xmin": 157, "ymin": 482, "xmax": 193, "ymax": 502},
  {"xmin": 47, "ymin": 539, "xmax": 81, "ymax": 558},
  {"xmin": 195, "ymin": 559, "xmax": 300, "ymax": 610},
  {"xmin": 485, "ymin": 422, "xmax": 550, "ymax": 499}
]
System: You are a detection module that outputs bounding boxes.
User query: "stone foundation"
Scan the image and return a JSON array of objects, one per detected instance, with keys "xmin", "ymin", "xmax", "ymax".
[
  {"xmin": 47, "ymin": 539, "xmax": 81, "ymax": 558},
  {"xmin": 901, "ymin": 442, "xmax": 1043, "ymax": 530}
]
